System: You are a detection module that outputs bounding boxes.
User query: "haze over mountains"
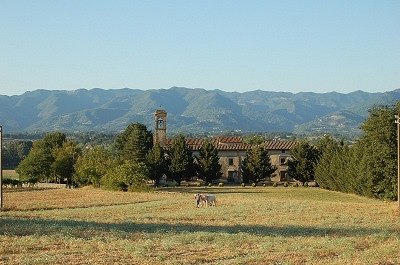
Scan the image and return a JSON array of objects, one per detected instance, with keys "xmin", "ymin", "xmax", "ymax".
[{"xmin": 1, "ymin": 87, "xmax": 399, "ymax": 137}]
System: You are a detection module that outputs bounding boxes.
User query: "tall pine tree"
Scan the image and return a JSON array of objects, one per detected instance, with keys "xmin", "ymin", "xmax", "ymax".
[
  {"xmin": 241, "ymin": 145, "xmax": 275, "ymax": 183},
  {"xmin": 197, "ymin": 139, "xmax": 222, "ymax": 184},
  {"xmin": 314, "ymin": 104, "xmax": 399, "ymax": 200},
  {"xmin": 168, "ymin": 134, "xmax": 194, "ymax": 185},
  {"xmin": 115, "ymin": 123, "xmax": 153, "ymax": 164},
  {"xmin": 357, "ymin": 105, "xmax": 398, "ymax": 199},
  {"xmin": 288, "ymin": 141, "xmax": 319, "ymax": 184},
  {"xmin": 146, "ymin": 143, "xmax": 168, "ymax": 187},
  {"xmin": 314, "ymin": 136, "xmax": 348, "ymax": 191}
]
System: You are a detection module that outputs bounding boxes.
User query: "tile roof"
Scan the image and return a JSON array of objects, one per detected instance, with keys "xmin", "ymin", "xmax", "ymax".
[
  {"xmin": 261, "ymin": 141, "xmax": 297, "ymax": 150},
  {"xmin": 216, "ymin": 136, "xmax": 243, "ymax": 144},
  {"xmin": 166, "ymin": 136, "xmax": 296, "ymax": 151}
]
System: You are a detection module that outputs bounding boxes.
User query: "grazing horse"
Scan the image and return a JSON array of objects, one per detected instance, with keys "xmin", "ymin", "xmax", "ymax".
[
  {"xmin": 194, "ymin": 193, "xmax": 216, "ymax": 207},
  {"xmin": 204, "ymin": 194, "xmax": 216, "ymax": 207},
  {"xmin": 195, "ymin": 193, "xmax": 206, "ymax": 207}
]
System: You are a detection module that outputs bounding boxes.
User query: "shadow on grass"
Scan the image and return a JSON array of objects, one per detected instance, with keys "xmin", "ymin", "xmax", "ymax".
[{"xmin": 1, "ymin": 217, "xmax": 398, "ymax": 239}]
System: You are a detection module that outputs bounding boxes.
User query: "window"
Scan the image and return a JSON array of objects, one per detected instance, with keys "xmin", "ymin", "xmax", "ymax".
[
  {"xmin": 157, "ymin": 118, "xmax": 164, "ymax": 129},
  {"xmin": 281, "ymin": 149, "xmax": 286, "ymax": 154},
  {"xmin": 280, "ymin": 157, "xmax": 286, "ymax": 165},
  {"xmin": 228, "ymin": 158, "xmax": 234, "ymax": 166}
]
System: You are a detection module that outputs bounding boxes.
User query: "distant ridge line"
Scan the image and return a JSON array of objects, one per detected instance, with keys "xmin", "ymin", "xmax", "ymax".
[{"xmin": 0, "ymin": 87, "xmax": 399, "ymax": 137}]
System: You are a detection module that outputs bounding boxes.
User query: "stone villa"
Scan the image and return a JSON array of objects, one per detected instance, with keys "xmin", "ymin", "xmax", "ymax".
[{"xmin": 153, "ymin": 109, "xmax": 296, "ymax": 183}]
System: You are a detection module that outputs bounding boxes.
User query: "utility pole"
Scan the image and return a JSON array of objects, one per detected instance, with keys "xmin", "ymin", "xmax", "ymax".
[
  {"xmin": 395, "ymin": 115, "xmax": 400, "ymax": 209},
  {"xmin": 0, "ymin": 126, "xmax": 3, "ymax": 209}
]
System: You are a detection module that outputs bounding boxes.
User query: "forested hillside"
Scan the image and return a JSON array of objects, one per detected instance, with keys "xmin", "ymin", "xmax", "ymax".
[{"xmin": 1, "ymin": 87, "xmax": 399, "ymax": 136}]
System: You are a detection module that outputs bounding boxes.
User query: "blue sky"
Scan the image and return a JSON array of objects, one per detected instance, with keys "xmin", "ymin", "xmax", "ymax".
[{"xmin": 1, "ymin": 0, "xmax": 399, "ymax": 96}]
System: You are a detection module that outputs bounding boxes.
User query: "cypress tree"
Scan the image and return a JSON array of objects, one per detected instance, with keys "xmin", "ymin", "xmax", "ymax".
[
  {"xmin": 356, "ymin": 105, "xmax": 397, "ymax": 199},
  {"xmin": 315, "ymin": 104, "xmax": 399, "ymax": 201},
  {"xmin": 197, "ymin": 139, "xmax": 222, "ymax": 184},
  {"xmin": 168, "ymin": 134, "xmax": 195, "ymax": 185},
  {"xmin": 287, "ymin": 141, "xmax": 319, "ymax": 184},
  {"xmin": 241, "ymin": 145, "xmax": 275, "ymax": 183},
  {"xmin": 146, "ymin": 143, "xmax": 168, "ymax": 187},
  {"xmin": 315, "ymin": 136, "xmax": 347, "ymax": 191}
]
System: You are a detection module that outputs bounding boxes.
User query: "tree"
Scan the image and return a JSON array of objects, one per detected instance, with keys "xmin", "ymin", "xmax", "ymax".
[
  {"xmin": 3, "ymin": 140, "xmax": 33, "ymax": 169},
  {"xmin": 146, "ymin": 143, "xmax": 168, "ymax": 187},
  {"xmin": 43, "ymin": 131, "xmax": 67, "ymax": 151},
  {"xmin": 241, "ymin": 145, "xmax": 275, "ymax": 183},
  {"xmin": 287, "ymin": 141, "xmax": 319, "ymax": 184},
  {"xmin": 15, "ymin": 132, "xmax": 76, "ymax": 185},
  {"xmin": 74, "ymin": 146, "xmax": 114, "ymax": 187},
  {"xmin": 115, "ymin": 123, "xmax": 153, "ymax": 164},
  {"xmin": 314, "ymin": 104, "xmax": 399, "ymax": 201},
  {"xmin": 314, "ymin": 136, "xmax": 349, "ymax": 191},
  {"xmin": 346, "ymin": 142, "xmax": 373, "ymax": 196},
  {"xmin": 197, "ymin": 139, "xmax": 222, "ymax": 184},
  {"xmin": 168, "ymin": 134, "xmax": 195, "ymax": 185},
  {"xmin": 356, "ymin": 105, "xmax": 398, "ymax": 199},
  {"xmin": 52, "ymin": 141, "xmax": 80, "ymax": 187},
  {"xmin": 101, "ymin": 161, "xmax": 149, "ymax": 191},
  {"xmin": 16, "ymin": 141, "xmax": 53, "ymax": 185}
]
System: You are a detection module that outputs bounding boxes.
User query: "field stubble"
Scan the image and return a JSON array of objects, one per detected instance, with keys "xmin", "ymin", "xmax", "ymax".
[{"xmin": 0, "ymin": 186, "xmax": 399, "ymax": 264}]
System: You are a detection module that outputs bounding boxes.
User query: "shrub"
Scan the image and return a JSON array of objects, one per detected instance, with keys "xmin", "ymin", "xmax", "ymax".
[
  {"xmin": 283, "ymin": 182, "xmax": 289, "ymax": 187},
  {"xmin": 196, "ymin": 182, "xmax": 202, "ymax": 187},
  {"xmin": 252, "ymin": 182, "xmax": 257, "ymax": 187},
  {"xmin": 218, "ymin": 182, "xmax": 224, "ymax": 187},
  {"xmin": 263, "ymin": 183, "xmax": 266, "ymax": 187},
  {"xmin": 292, "ymin": 183, "xmax": 299, "ymax": 187},
  {"xmin": 2, "ymin": 178, "xmax": 21, "ymax": 188},
  {"xmin": 128, "ymin": 182, "xmax": 152, "ymax": 192},
  {"xmin": 241, "ymin": 183, "xmax": 246, "ymax": 187},
  {"xmin": 119, "ymin": 182, "xmax": 129, "ymax": 191},
  {"xmin": 15, "ymin": 179, "xmax": 23, "ymax": 188},
  {"xmin": 101, "ymin": 173, "xmax": 126, "ymax": 191},
  {"xmin": 208, "ymin": 183, "xmax": 212, "ymax": 187},
  {"xmin": 2, "ymin": 178, "xmax": 11, "ymax": 186},
  {"xmin": 101, "ymin": 161, "xmax": 150, "ymax": 191},
  {"xmin": 304, "ymin": 182, "xmax": 309, "ymax": 187},
  {"xmin": 166, "ymin": 180, "xmax": 177, "ymax": 187},
  {"xmin": 272, "ymin": 182, "xmax": 278, "ymax": 187}
]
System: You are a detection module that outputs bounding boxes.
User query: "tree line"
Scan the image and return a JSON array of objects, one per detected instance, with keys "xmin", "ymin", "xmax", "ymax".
[
  {"xmin": 14, "ymin": 123, "xmax": 276, "ymax": 191},
  {"xmin": 288, "ymin": 104, "xmax": 399, "ymax": 201},
  {"xmin": 10, "ymin": 103, "xmax": 399, "ymax": 201},
  {"xmin": 2, "ymin": 140, "xmax": 33, "ymax": 169}
]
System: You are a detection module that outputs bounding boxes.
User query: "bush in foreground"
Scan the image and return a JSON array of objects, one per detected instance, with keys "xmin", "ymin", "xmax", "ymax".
[{"xmin": 101, "ymin": 161, "xmax": 149, "ymax": 191}]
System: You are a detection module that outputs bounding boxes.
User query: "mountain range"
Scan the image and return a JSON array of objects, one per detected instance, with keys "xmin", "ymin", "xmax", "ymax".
[{"xmin": 1, "ymin": 87, "xmax": 399, "ymax": 137}]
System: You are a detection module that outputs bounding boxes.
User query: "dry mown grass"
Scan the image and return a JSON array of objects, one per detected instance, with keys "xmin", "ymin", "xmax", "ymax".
[
  {"xmin": 2, "ymin": 186, "xmax": 170, "ymax": 211},
  {"xmin": 0, "ymin": 186, "xmax": 399, "ymax": 264}
]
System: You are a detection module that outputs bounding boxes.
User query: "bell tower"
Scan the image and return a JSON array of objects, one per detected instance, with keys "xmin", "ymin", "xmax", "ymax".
[{"xmin": 154, "ymin": 109, "xmax": 167, "ymax": 147}]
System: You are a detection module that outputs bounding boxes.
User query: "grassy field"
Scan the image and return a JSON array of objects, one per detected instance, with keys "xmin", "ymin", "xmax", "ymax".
[{"xmin": 0, "ymin": 186, "xmax": 399, "ymax": 265}]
